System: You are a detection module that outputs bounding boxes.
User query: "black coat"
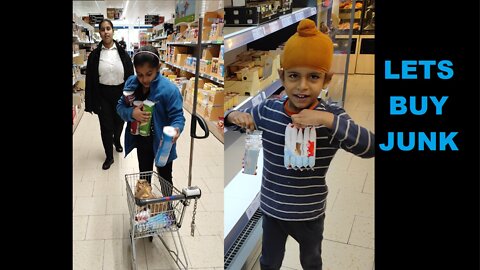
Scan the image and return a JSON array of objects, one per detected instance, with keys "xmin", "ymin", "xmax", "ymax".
[{"xmin": 85, "ymin": 40, "xmax": 134, "ymax": 114}]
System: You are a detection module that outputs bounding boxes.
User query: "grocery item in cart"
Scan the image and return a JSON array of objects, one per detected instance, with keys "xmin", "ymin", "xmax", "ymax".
[
  {"xmin": 135, "ymin": 179, "xmax": 154, "ymax": 199},
  {"xmin": 155, "ymin": 126, "xmax": 177, "ymax": 167}
]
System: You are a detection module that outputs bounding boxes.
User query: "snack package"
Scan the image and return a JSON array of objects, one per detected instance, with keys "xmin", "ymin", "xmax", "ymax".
[{"xmin": 284, "ymin": 124, "xmax": 317, "ymax": 170}]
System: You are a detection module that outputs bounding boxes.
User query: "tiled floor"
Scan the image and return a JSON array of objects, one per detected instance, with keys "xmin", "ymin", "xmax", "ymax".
[
  {"xmin": 73, "ymin": 109, "xmax": 224, "ymax": 270},
  {"xmin": 73, "ymin": 74, "xmax": 374, "ymax": 269},
  {"xmin": 251, "ymin": 74, "xmax": 375, "ymax": 270}
]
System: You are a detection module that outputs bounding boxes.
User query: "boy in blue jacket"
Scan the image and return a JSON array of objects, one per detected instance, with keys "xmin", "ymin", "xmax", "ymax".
[
  {"xmin": 225, "ymin": 19, "xmax": 375, "ymax": 270},
  {"xmin": 117, "ymin": 46, "xmax": 185, "ymax": 187}
]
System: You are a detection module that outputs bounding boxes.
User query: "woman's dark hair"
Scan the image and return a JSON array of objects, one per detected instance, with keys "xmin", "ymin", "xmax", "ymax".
[
  {"xmin": 133, "ymin": 46, "xmax": 160, "ymax": 68},
  {"xmin": 98, "ymin": 19, "xmax": 114, "ymax": 30}
]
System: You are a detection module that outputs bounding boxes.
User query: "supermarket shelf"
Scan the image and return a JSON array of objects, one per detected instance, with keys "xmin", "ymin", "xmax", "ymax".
[
  {"xmin": 167, "ymin": 40, "xmax": 224, "ymax": 46},
  {"xmin": 165, "ymin": 61, "xmax": 224, "ymax": 86},
  {"xmin": 183, "ymin": 102, "xmax": 224, "ymax": 144},
  {"xmin": 224, "ymin": 7, "xmax": 317, "ymax": 52}
]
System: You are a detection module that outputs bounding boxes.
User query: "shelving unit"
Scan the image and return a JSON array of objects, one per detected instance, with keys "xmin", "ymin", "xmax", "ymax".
[
  {"xmin": 157, "ymin": 10, "xmax": 225, "ymax": 144},
  {"xmin": 164, "ymin": 61, "xmax": 224, "ymax": 85},
  {"xmin": 72, "ymin": 14, "xmax": 94, "ymax": 134}
]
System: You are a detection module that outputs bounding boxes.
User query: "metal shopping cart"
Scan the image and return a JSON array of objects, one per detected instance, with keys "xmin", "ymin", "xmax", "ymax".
[
  {"xmin": 126, "ymin": 16, "xmax": 212, "ymax": 269},
  {"xmin": 126, "ymin": 171, "xmax": 202, "ymax": 270}
]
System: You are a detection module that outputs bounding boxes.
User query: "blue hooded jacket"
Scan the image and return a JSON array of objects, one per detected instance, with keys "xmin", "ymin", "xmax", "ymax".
[{"xmin": 117, "ymin": 73, "xmax": 185, "ymax": 163}]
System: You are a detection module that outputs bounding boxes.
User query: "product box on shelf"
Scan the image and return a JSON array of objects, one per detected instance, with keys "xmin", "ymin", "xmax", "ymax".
[
  {"xmin": 202, "ymin": 46, "xmax": 220, "ymax": 60},
  {"xmin": 176, "ymin": 54, "xmax": 191, "ymax": 66},
  {"xmin": 206, "ymin": 105, "xmax": 224, "ymax": 121},
  {"xmin": 209, "ymin": 19, "xmax": 224, "ymax": 41},
  {"xmin": 179, "ymin": 69, "xmax": 191, "ymax": 78},
  {"xmin": 187, "ymin": 77, "xmax": 205, "ymax": 90},
  {"xmin": 172, "ymin": 46, "xmax": 189, "ymax": 57},
  {"xmin": 206, "ymin": 89, "xmax": 225, "ymax": 106},
  {"xmin": 211, "ymin": 58, "xmax": 220, "ymax": 75},
  {"xmin": 200, "ymin": 59, "xmax": 212, "ymax": 74},
  {"xmin": 198, "ymin": 26, "xmax": 208, "ymax": 42},
  {"xmin": 203, "ymin": 11, "xmax": 222, "ymax": 26}
]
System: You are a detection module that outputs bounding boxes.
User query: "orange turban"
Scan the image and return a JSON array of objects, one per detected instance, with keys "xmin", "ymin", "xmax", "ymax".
[{"xmin": 281, "ymin": 19, "xmax": 333, "ymax": 73}]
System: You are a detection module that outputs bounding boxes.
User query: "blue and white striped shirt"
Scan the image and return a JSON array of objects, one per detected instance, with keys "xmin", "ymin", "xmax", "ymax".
[{"xmin": 229, "ymin": 97, "xmax": 374, "ymax": 221}]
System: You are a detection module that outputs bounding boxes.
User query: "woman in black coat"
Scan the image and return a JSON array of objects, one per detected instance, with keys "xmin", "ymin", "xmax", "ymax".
[{"xmin": 85, "ymin": 19, "xmax": 134, "ymax": 170}]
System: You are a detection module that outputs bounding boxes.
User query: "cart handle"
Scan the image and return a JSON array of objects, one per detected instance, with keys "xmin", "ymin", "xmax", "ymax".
[
  {"xmin": 135, "ymin": 194, "xmax": 186, "ymax": 207},
  {"xmin": 191, "ymin": 114, "xmax": 209, "ymax": 139}
]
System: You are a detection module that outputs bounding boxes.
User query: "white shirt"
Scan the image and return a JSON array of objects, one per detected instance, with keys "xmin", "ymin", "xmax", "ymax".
[{"xmin": 98, "ymin": 43, "xmax": 125, "ymax": 86}]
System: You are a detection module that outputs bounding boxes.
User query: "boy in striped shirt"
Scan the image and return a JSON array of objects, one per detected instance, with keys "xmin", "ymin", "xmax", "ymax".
[{"xmin": 225, "ymin": 19, "xmax": 375, "ymax": 270}]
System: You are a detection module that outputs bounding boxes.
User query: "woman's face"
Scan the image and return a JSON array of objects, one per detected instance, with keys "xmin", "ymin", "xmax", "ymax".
[
  {"xmin": 135, "ymin": 63, "xmax": 159, "ymax": 89},
  {"xmin": 99, "ymin": 21, "xmax": 114, "ymax": 46}
]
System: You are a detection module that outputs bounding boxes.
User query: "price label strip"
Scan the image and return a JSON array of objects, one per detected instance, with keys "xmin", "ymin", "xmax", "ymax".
[
  {"xmin": 252, "ymin": 27, "xmax": 265, "ymax": 41},
  {"xmin": 295, "ymin": 12, "xmax": 303, "ymax": 21},
  {"xmin": 281, "ymin": 16, "xmax": 293, "ymax": 27},
  {"xmin": 269, "ymin": 21, "xmax": 280, "ymax": 33}
]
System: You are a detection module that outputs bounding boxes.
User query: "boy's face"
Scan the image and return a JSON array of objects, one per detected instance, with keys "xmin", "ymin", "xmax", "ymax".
[
  {"xmin": 280, "ymin": 67, "xmax": 331, "ymax": 113},
  {"xmin": 135, "ymin": 63, "xmax": 159, "ymax": 89}
]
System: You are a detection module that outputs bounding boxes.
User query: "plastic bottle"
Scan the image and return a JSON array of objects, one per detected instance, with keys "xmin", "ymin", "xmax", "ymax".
[{"xmin": 243, "ymin": 130, "xmax": 263, "ymax": 175}]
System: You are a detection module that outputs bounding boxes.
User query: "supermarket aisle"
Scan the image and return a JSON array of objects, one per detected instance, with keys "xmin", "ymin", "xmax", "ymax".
[
  {"xmin": 73, "ymin": 109, "xmax": 224, "ymax": 270},
  {"xmin": 251, "ymin": 74, "xmax": 375, "ymax": 270}
]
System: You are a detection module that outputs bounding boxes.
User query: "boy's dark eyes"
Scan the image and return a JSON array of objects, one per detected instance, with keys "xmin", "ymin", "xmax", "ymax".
[{"xmin": 288, "ymin": 74, "xmax": 321, "ymax": 80}]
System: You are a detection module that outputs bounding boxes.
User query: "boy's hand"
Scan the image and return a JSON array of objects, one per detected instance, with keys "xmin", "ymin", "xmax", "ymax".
[
  {"xmin": 291, "ymin": 109, "xmax": 334, "ymax": 129},
  {"xmin": 227, "ymin": 111, "xmax": 256, "ymax": 131}
]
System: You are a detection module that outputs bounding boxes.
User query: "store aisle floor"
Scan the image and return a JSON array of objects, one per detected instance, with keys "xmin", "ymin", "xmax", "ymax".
[
  {"xmin": 251, "ymin": 74, "xmax": 375, "ymax": 270},
  {"xmin": 74, "ymin": 109, "xmax": 224, "ymax": 270}
]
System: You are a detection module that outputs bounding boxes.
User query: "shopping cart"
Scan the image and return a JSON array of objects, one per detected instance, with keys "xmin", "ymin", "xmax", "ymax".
[
  {"xmin": 126, "ymin": 171, "xmax": 202, "ymax": 270},
  {"xmin": 126, "ymin": 16, "xmax": 211, "ymax": 269}
]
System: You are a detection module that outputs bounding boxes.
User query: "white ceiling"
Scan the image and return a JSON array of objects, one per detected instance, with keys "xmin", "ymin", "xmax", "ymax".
[
  {"xmin": 73, "ymin": 0, "xmax": 177, "ymax": 26},
  {"xmin": 73, "ymin": 0, "xmax": 224, "ymax": 26}
]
